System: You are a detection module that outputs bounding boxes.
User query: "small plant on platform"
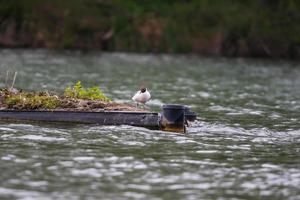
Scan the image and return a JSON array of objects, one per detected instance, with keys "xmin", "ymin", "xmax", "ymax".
[
  {"xmin": 64, "ymin": 81, "xmax": 110, "ymax": 101},
  {"xmin": 4, "ymin": 92, "xmax": 59, "ymax": 109}
]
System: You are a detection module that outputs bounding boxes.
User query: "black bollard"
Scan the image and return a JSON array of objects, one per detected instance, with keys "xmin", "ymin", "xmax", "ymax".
[
  {"xmin": 184, "ymin": 106, "xmax": 197, "ymax": 122},
  {"xmin": 161, "ymin": 104, "xmax": 186, "ymax": 133}
]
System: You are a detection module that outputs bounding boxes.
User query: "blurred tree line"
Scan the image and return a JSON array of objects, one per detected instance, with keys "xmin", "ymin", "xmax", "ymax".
[{"xmin": 0, "ymin": 0, "xmax": 300, "ymax": 58}]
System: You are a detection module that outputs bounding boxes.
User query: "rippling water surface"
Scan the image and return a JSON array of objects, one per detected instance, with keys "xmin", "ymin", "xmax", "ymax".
[{"xmin": 0, "ymin": 49, "xmax": 299, "ymax": 199}]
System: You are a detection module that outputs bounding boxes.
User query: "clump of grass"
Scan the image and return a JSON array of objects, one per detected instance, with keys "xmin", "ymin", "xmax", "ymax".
[
  {"xmin": 64, "ymin": 81, "xmax": 110, "ymax": 101},
  {"xmin": 4, "ymin": 92, "xmax": 59, "ymax": 109},
  {"xmin": 1, "ymin": 81, "xmax": 110, "ymax": 110}
]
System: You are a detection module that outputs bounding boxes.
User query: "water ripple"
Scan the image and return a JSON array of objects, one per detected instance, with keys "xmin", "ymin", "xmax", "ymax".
[{"xmin": 0, "ymin": 50, "xmax": 300, "ymax": 200}]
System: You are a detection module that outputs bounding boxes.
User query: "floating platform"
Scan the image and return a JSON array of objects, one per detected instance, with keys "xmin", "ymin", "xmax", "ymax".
[{"xmin": 0, "ymin": 104, "xmax": 197, "ymax": 133}]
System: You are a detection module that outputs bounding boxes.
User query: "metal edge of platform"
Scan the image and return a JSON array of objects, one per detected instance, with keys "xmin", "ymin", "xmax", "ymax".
[
  {"xmin": 0, "ymin": 104, "xmax": 196, "ymax": 133},
  {"xmin": 0, "ymin": 110, "xmax": 161, "ymax": 129}
]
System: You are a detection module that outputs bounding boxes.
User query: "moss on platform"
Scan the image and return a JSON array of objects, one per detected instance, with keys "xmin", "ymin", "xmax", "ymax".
[
  {"xmin": 64, "ymin": 81, "xmax": 110, "ymax": 101},
  {"xmin": 0, "ymin": 82, "xmax": 143, "ymax": 112}
]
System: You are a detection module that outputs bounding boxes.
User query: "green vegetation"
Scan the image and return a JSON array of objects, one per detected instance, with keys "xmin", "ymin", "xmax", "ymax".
[
  {"xmin": 4, "ymin": 91, "xmax": 59, "ymax": 109},
  {"xmin": 64, "ymin": 81, "xmax": 110, "ymax": 101},
  {"xmin": 0, "ymin": 0, "xmax": 300, "ymax": 58},
  {"xmin": 0, "ymin": 82, "xmax": 110, "ymax": 110}
]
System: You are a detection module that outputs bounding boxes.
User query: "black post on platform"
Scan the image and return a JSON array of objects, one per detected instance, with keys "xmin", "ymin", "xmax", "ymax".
[{"xmin": 161, "ymin": 104, "xmax": 186, "ymax": 133}]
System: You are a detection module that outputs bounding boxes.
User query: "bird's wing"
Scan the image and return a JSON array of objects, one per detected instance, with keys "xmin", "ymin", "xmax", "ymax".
[
  {"xmin": 132, "ymin": 91, "xmax": 140, "ymax": 101},
  {"xmin": 147, "ymin": 91, "xmax": 151, "ymax": 99}
]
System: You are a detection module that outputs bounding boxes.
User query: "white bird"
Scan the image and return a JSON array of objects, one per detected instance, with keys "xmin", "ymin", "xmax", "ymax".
[{"xmin": 132, "ymin": 87, "xmax": 151, "ymax": 107}]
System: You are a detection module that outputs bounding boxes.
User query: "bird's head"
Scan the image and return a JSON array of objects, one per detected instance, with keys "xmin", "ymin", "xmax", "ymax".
[{"xmin": 140, "ymin": 87, "xmax": 146, "ymax": 93}]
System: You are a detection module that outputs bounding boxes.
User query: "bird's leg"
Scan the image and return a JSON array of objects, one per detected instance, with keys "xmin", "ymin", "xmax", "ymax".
[{"xmin": 136, "ymin": 102, "xmax": 139, "ymax": 108}]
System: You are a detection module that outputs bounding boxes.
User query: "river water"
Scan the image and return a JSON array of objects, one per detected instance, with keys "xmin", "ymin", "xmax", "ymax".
[{"xmin": 0, "ymin": 49, "xmax": 299, "ymax": 200}]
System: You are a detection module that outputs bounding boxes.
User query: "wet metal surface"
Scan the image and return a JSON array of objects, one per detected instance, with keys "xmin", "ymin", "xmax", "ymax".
[{"xmin": 0, "ymin": 110, "xmax": 160, "ymax": 129}]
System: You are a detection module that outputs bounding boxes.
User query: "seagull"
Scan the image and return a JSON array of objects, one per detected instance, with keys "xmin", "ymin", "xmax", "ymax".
[{"xmin": 132, "ymin": 87, "xmax": 151, "ymax": 107}]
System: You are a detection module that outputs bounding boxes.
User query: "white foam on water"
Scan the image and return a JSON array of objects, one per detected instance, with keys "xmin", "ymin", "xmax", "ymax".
[
  {"xmin": 73, "ymin": 156, "xmax": 95, "ymax": 162},
  {"xmin": 120, "ymin": 141, "xmax": 146, "ymax": 146},
  {"xmin": 0, "ymin": 187, "xmax": 50, "ymax": 200},
  {"xmin": 196, "ymin": 150, "xmax": 219, "ymax": 154},
  {"xmin": 16, "ymin": 135, "xmax": 67, "ymax": 142},
  {"xmin": 0, "ymin": 127, "xmax": 18, "ymax": 133}
]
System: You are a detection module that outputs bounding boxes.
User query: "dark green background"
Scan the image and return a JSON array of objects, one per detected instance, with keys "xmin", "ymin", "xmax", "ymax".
[{"xmin": 0, "ymin": 0, "xmax": 300, "ymax": 58}]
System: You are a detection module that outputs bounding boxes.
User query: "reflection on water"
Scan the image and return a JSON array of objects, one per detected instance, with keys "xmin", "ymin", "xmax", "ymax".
[{"xmin": 0, "ymin": 49, "xmax": 300, "ymax": 199}]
